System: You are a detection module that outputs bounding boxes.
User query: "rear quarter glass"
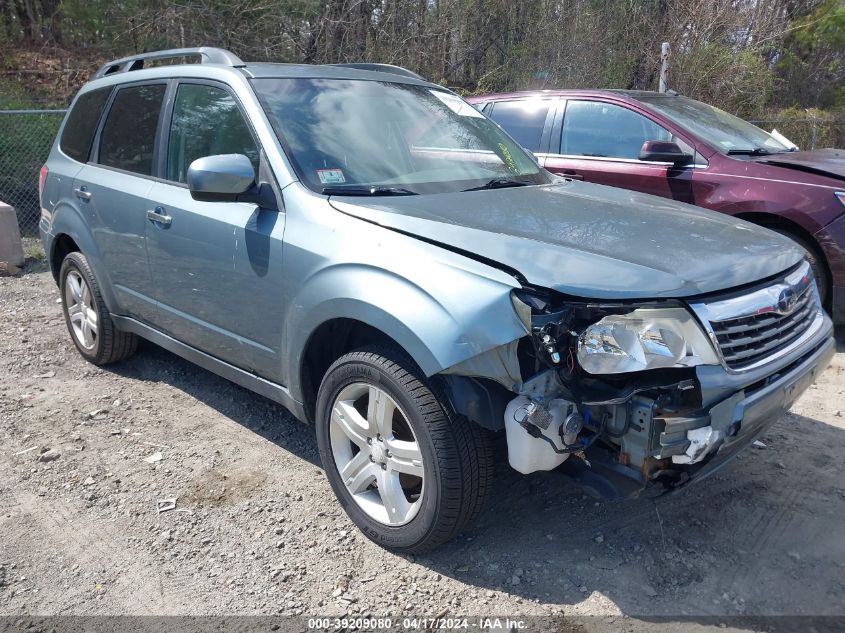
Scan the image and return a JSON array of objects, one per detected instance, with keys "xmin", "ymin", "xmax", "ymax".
[{"xmin": 60, "ymin": 87, "xmax": 112, "ymax": 163}]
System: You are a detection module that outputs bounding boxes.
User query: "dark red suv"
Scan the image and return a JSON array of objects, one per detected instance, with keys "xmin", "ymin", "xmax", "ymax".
[{"xmin": 467, "ymin": 90, "xmax": 845, "ymax": 323}]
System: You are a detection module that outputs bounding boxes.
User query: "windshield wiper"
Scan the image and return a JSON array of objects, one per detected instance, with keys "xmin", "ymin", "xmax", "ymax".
[
  {"xmin": 726, "ymin": 147, "xmax": 775, "ymax": 156},
  {"xmin": 462, "ymin": 177, "xmax": 532, "ymax": 192},
  {"xmin": 321, "ymin": 185, "xmax": 419, "ymax": 196}
]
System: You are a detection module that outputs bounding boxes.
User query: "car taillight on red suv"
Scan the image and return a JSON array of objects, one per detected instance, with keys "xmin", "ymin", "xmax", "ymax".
[{"xmin": 38, "ymin": 164, "xmax": 48, "ymax": 203}]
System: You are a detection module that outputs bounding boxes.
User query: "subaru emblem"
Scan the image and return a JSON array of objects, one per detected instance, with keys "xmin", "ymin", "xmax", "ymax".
[{"xmin": 777, "ymin": 287, "xmax": 797, "ymax": 313}]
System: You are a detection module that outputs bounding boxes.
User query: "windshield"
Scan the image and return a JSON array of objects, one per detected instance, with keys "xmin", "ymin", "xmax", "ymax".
[
  {"xmin": 251, "ymin": 78, "xmax": 551, "ymax": 194},
  {"xmin": 638, "ymin": 95, "xmax": 791, "ymax": 154}
]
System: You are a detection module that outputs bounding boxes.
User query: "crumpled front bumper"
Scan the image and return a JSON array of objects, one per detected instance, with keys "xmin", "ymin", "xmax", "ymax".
[
  {"xmin": 563, "ymin": 327, "xmax": 835, "ymax": 500},
  {"xmin": 679, "ymin": 333, "xmax": 835, "ymax": 486}
]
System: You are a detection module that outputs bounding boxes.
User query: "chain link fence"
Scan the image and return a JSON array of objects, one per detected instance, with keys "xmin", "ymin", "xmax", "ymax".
[
  {"xmin": 748, "ymin": 117, "xmax": 845, "ymax": 151},
  {"xmin": 0, "ymin": 109, "xmax": 66, "ymax": 236}
]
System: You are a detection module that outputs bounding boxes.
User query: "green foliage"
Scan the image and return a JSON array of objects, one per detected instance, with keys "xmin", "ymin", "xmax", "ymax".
[
  {"xmin": 0, "ymin": 77, "xmax": 35, "ymax": 109},
  {"xmin": 58, "ymin": 0, "xmax": 125, "ymax": 48},
  {"xmin": 0, "ymin": 0, "xmax": 841, "ymax": 124},
  {"xmin": 793, "ymin": 0, "xmax": 845, "ymax": 50},
  {"xmin": 777, "ymin": 0, "xmax": 845, "ymax": 109},
  {"xmin": 674, "ymin": 45, "xmax": 774, "ymax": 117}
]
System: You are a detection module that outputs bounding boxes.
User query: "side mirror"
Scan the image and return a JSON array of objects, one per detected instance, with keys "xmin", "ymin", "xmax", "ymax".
[
  {"xmin": 187, "ymin": 154, "xmax": 256, "ymax": 202},
  {"xmin": 639, "ymin": 140, "xmax": 693, "ymax": 165}
]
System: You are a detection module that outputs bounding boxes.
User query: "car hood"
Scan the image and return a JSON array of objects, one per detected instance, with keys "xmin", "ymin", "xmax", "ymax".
[
  {"xmin": 329, "ymin": 181, "xmax": 804, "ymax": 299},
  {"xmin": 753, "ymin": 148, "xmax": 845, "ymax": 181}
]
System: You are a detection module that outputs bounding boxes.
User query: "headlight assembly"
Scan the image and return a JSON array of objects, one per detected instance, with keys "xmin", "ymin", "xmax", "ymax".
[{"xmin": 577, "ymin": 308, "xmax": 719, "ymax": 374}]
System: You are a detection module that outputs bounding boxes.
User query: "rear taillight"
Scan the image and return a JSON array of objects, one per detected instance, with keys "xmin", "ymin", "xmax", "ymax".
[{"xmin": 38, "ymin": 165, "xmax": 48, "ymax": 200}]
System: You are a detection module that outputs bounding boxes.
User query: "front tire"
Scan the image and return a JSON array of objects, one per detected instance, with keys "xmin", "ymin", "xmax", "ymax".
[
  {"xmin": 59, "ymin": 251, "xmax": 138, "ymax": 365},
  {"xmin": 315, "ymin": 348, "xmax": 493, "ymax": 553},
  {"xmin": 770, "ymin": 228, "xmax": 830, "ymax": 308}
]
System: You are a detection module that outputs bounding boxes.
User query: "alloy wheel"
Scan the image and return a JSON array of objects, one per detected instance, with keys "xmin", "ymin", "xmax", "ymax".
[
  {"xmin": 329, "ymin": 382, "xmax": 425, "ymax": 526},
  {"xmin": 64, "ymin": 270, "xmax": 98, "ymax": 351}
]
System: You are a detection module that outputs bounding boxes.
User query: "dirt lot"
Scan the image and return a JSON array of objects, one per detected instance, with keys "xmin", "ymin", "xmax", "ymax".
[{"xmin": 2, "ymin": 258, "xmax": 844, "ymax": 629}]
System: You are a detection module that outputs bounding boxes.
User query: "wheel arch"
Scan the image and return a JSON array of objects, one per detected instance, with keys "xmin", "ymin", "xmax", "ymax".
[
  {"xmin": 297, "ymin": 316, "xmax": 516, "ymax": 431},
  {"xmin": 49, "ymin": 233, "xmax": 80, "ymax": 283},
  {"xmin": 299, "ymin": 317, "xmax": 412, "ymax": 423}
]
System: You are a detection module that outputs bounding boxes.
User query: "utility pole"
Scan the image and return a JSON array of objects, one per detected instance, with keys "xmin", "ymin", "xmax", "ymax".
[{"xmin": 659, "ymin": 42, "xmax": 670, "ymax": 93}]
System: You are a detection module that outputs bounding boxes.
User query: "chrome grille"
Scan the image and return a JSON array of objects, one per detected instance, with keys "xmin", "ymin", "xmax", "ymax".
[
  {"xmin": 709, "ymin": 284, "xmax": 817, "ymax": 370},
  {"xmin": 689, "ymin": 261, "xmax": 824, "ymax": 372}
]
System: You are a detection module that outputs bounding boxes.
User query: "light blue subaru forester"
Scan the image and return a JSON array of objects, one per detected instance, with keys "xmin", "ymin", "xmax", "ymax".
[{"xmin": 40, "ymin": 47, "xmax": 835, "ymax": 552}]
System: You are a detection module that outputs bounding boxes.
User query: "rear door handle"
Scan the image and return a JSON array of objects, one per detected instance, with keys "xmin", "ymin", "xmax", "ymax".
[
  {"xmin": 74, "ymin": 186, "xmax": 92, "ymax": 201},
  {"xmin": 146, "ymin": 207, "xmax": 172, "ymax": 227}
]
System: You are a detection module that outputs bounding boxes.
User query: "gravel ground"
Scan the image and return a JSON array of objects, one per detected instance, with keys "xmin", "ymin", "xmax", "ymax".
[{"xmin": 2, "ymin": 257, "xmax": 844, "ymax": 629}]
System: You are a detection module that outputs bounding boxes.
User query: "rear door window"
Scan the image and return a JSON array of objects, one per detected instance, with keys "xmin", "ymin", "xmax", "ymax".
[
  {"xmin": 560, "ymin": 100, "xmax": 671, "ymax": 159},
  {"xmin": 98, "ymin": 84, "xmax": 167, "ymax": 176},
  {"xmin": 60, "ymin": 88, "xmax": 112, "ymax": 163},
  {"xmin": 166, "ymin": 83, "xmax": 259, "ymax": 184},
  {"xmin": 488, "ymin": 99, "xmax": 553, "ymax": 153}
]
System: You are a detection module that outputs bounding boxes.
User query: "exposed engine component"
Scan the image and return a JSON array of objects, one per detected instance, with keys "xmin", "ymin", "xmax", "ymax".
[
  {"xmin": 540, "ymin": 332, "xmax": 561, "ymax": 365},
  {"xmin": 523, "ymin": 399, "xmax": 553, "ymax": 430},
  {"xmin": 504, "ymin": 396, "xmax": 583, "ymax": 474},
  {"xmin": 561, "ymin": 409, "xmax": 583, "ymax": 444}
]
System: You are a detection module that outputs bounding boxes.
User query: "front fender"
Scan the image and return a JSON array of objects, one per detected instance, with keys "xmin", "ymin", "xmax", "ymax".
[
  {"xmin": 286, "ymin": 261, "xmax": 526, "ymax": 390},
  {"xmin": 280, "ymin": 194, "xmax": 529, "ymax": 401}
]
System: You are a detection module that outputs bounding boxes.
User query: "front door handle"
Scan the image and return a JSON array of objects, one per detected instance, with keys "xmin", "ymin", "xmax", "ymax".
[
  {"xmin": 146, "ymin": 207, "xmax": 172, "ymax": 227},
  {"xmin": 74, "ymin": 186, "xmax": 92, "ymax": 201},
  {"xmin": 562, "ymin": 171, "xmax": 584, "ymax": 180}
]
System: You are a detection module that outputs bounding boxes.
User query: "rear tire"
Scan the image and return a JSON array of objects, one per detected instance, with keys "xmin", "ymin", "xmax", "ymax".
[
  {"xmin": 59, "ymin": 251, "xmax": 138, "ymax": 365},
  {"xmin": 315, "ymin": 347, "xmax": 494, "ymax": 553}
]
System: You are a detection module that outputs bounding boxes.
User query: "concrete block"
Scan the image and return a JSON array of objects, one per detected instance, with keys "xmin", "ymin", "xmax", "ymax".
[{"xmin": 0, "ymin": 202, "xmax": 25, "ymax": 268}]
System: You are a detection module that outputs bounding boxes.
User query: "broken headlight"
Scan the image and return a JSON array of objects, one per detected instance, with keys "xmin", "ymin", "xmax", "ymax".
[{"xmin": 577, "ymin": 308, "xmax": 719, "ymax": 374}]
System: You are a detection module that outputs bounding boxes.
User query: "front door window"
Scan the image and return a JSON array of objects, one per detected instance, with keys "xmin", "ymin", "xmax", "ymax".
[
  {"xmin": 560, "ymin": 100, "xmax": 671, "ymax": 159},
  {"xmin": 167, "ymin": 83, "xmax": 260, "ymax": 183}
]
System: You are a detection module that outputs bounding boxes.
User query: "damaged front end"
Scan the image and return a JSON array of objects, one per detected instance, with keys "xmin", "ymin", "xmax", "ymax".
[
  {"xmin": 440, "ymin": 270, "xmax": 834, "ymax": 499},
  {"xmin": 505, "ymin": 289, "xmax": 722, "ymax": 495}
]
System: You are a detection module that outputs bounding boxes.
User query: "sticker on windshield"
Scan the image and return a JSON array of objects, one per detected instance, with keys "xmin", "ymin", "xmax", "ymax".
[
  {"xmin": 317, "ymin": 168, "xmax": 346, "ymax": 185},
  {"xmin": 430, "ymin": 90, "xmax": 485, "ymax": 118}
]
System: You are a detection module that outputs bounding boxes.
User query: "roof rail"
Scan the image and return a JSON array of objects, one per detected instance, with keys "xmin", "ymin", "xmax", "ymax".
[
  {"xmin": 93, "ymin": 47, "xmax": 245, "ymax": 79},
  {"xmin": 329, "ymin": 63, "xmax": 426, "ymax": 81}
]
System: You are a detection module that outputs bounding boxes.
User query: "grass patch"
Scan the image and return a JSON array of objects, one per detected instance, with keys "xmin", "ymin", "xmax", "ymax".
[{"xmin": 22, "ymin": 237, "xmax": 50, "ymax": 273}]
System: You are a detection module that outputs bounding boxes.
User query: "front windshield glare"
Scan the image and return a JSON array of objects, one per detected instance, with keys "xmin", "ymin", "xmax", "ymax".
[
  {"xmin": 641, "ymin": 96, "xmax": 790, "ymax": 154},
  {"xmin": 252, "ymin": 78, "xmax": 550, "ymax": 194}
]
